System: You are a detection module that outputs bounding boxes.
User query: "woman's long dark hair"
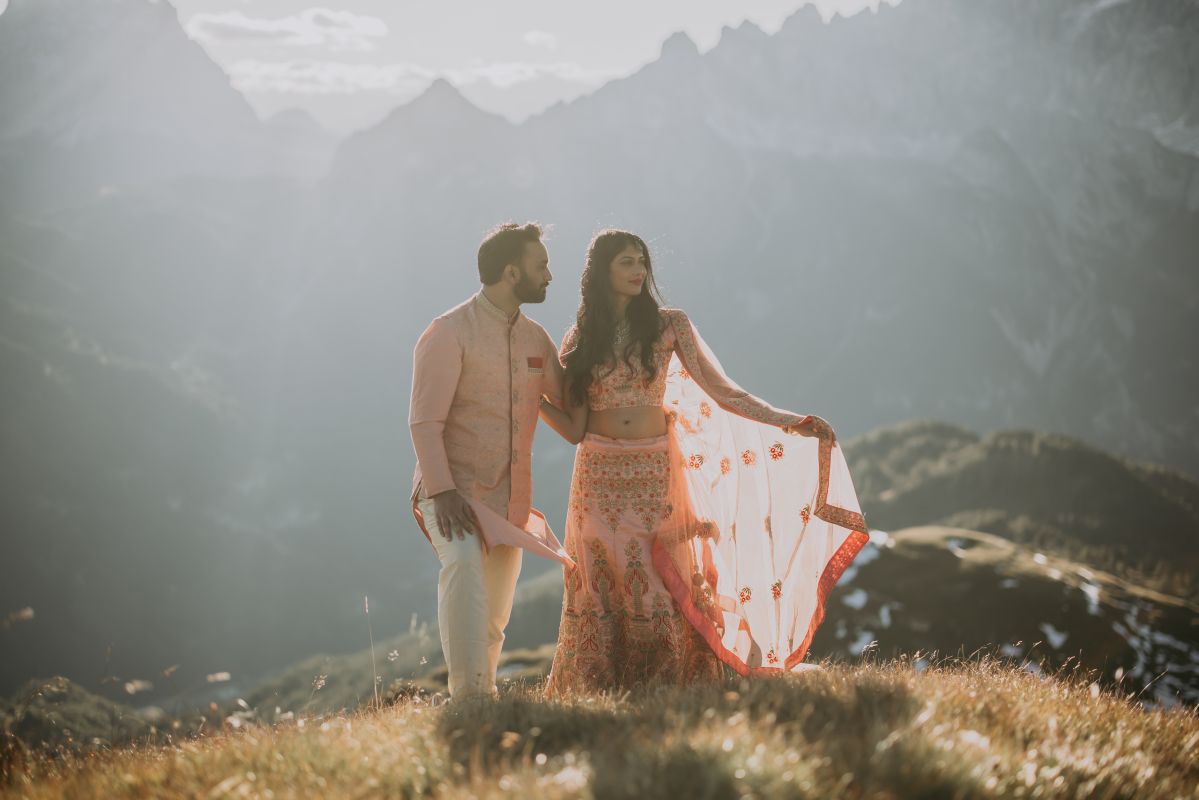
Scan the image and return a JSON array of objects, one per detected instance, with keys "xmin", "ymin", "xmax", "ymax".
[{"xmin": 563, "ymin": 229, "xmax": 666, "ymax": 407}]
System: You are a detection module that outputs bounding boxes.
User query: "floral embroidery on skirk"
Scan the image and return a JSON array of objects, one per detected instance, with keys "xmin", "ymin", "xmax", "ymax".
[
  {"xmin": 688, "ymin": 453, "xmax": 705, "ymax": 469},
  {"xmin": 741, "ymin": 450, "xmax": 757, "ymax": 466},
  {"xmin": 579, "ymin": 449, "xmax": 671, "ymax": 532},
  {"xmin": 565, "ymin": 562, "xmax": 583, "ymax": 610},
  {"xmin": 623, "ymin": 540, "xmax": 650, "ymax": 617},
  {"xmin": 769, "ymin": 442, "xmax": 784, "ymax": 461},
  {"xmin": 649, "ymin": 592, "xmax": 675, "ymax": 640},
  {"xmin": 719, "ymin": 457, "xmax": 731, "ymax": 475},
  {"xmin": 588, "ymin": 539, "xmax": 617, "ymax": 613},
  {"xmin": 699, "ymin": 401, "xmax": 712, "ymax": 418},
  {"xmin": 771, "ymin": 580, "xmax": 783, "ymax": 600},
  {"xmin": 800, "ymin": 504, "xmax": 811, "ymax": 525},
  {"xmin": 739, "ymin": 586, "xmax": 752, "ymax": 604},
  {"xmin": 766, "ymin": 648, "xmax": 779, "ymax": 665},
  {"xmin": 575, "ymin": 607, "xmax": 601, "ymax": 653}
]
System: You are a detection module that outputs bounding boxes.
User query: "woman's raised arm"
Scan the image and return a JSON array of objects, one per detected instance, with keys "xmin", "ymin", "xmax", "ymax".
[{"xmin": 665, "ymin": 308, "xmax": 833, "ymax": 441}]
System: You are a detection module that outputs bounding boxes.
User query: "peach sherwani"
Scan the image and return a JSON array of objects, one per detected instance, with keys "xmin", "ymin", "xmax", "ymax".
[
  {"xmin": 409, "ymin": 290, "xmax": 569, "ymax": 555},
  {"xmin": 407, "ymin": 289, "xmax": 565, "ymax": 697}
]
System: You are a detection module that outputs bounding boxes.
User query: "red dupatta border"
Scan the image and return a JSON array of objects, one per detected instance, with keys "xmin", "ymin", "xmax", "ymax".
[
  {"xmin": 660, "ymin": 308, "xmax": 871, "ymax": 674},
  {"xmin": 653, "ymin": 529, "xmax": 870, "ymax": 676}
]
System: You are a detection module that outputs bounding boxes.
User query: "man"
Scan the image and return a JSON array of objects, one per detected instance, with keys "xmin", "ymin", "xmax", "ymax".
[{"xmin": 408, "ymin": 222, "xmax": 565, "ymax": 699}]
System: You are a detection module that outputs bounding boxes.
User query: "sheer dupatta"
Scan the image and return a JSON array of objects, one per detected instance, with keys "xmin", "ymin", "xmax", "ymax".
[{"xmin": 653, "ymin": 309, "xmax": 870, "ymax": 675}]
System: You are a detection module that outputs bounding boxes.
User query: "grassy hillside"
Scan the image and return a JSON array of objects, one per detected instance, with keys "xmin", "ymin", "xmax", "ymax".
[
  {"xmin": 810, "ymin": 525, "xmax": 1199, "ymax": 707},
  {"xmin": 0, "ymin": 676, "xmax": 154, "ymax": 754},
  {"xmin": 20, "ymin": 520, "xmax": 1192, "ymax": 744},
  {"xmin": 4, "ymin": 657, "xmax": 1196, "ymax": 798},
  {"xmin": 842, "ymin": 421, "xmax": 1199, "ymax": 600}
]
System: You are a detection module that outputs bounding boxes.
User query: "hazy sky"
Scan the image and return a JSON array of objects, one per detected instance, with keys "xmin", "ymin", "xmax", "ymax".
[
  {"xmin": 0, "ymin": 0, "xmax": 900, "ymax": 130},
  {"xmin": 160, "ymin": 0, "xmax": 900, "ymax": 132}
]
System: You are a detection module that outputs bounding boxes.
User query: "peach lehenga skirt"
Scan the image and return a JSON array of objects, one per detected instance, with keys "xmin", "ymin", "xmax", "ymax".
[{"xmin": 543, "ymin": 431, "xmax": 724, "ymax": 696}]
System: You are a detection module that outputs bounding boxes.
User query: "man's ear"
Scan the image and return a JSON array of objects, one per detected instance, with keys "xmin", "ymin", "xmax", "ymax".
[{"xmin": 503, "ymin": 263, "xmax": 519, "ymax": 284}]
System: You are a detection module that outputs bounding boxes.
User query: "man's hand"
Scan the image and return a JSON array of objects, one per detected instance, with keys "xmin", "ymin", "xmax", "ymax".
[
  {"xmin": 431, "ymin": 489, "xmax": 479, "ymax": 541},
  {"xmin": 783, "ymin": 415, "xmax": 836, "ymax": 445}
]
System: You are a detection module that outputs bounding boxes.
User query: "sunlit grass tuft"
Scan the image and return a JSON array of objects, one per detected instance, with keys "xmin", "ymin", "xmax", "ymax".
[{"xmin": 4, "ymin": 653, "xmax": 1196, "ymax": 798}]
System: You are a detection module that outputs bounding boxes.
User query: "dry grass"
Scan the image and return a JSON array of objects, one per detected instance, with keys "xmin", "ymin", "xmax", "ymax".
[{"xmin": 3, "ymin": 654, "xmax": 1197, "ymax": 799}]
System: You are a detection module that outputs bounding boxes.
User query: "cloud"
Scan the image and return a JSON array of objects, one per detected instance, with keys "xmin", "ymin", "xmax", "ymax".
[
  {"xmin": 446, "ymin": 62, "xmax": 615, "ymax": 89},
  {"xmin": 185, "ymin": 8, "xmax": 389, "ymax": 52},
  {"xmin": 226, "ymin": 59, "xmax": 616, "ymax": 95},
  {"xmin": 227, "ymin": 60, "xmax": 434, "ymax": 95},
  {"xmin": 522, "ymin": 30, "xmax": 558, "ymax": 50}
]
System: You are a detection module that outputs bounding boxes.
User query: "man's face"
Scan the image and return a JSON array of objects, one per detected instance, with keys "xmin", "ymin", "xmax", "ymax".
[{"xmin": 512, "ymin": 240, "xmax": 552, "ymax": 304}]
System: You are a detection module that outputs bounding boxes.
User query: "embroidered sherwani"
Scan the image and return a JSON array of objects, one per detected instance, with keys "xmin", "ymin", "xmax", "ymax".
[
  {"xmin": 408, "ymin": 290, "xmax": 564, "ymax": 697},
  {"xmin": 409, "ymin": 291, "xmax": 564, "ymax": 529}
]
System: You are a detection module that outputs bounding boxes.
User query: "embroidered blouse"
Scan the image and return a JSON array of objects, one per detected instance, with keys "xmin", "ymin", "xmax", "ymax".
[
  {"xmin": 568, "ymin": 317, "xmax": 677, "ymax": 411},
  {"xmin": 560, "ymin": 308, "xmax": 800, "ymax": 418},
  {"xmin": 560, "ymin": 308, "xmax": 835, "ymax": 433}
]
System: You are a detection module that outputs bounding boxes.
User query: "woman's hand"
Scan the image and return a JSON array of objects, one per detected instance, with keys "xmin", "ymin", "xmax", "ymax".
[{"xmin": 783, "ymin": 415, "xmax": 836, "ymax": 445}]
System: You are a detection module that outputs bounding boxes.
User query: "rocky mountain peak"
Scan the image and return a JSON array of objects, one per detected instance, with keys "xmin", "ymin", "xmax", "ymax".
[{"xmin": 659, "ymin": 30, "xmax": 700, "ymax": 61}]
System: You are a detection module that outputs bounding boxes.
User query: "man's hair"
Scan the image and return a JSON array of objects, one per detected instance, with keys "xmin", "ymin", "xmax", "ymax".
[{"xmin": 477, "ymin": 222, "xmax": 544, "ymax": 285}]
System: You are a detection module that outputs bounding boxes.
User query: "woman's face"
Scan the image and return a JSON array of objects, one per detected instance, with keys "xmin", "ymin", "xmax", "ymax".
[{"xmin": 607, "ymin": 243, "xmax": 648, "ymax": 300}]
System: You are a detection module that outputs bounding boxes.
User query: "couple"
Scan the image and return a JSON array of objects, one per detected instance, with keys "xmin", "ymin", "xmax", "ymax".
[{"xmin": 408, "ymin": 222, "xmax": 869, "ymax": 700}]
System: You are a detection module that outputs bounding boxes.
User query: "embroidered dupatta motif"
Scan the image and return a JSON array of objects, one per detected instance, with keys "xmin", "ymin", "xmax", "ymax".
[{"xmin": 656, "ymin": 309, "xmax": 870, "ymax": 674}]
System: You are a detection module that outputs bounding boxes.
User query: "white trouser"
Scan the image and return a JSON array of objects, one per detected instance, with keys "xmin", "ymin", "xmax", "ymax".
[{"xmin": 417, "ymin": 498, "xmax": 523, "ymax": 698}]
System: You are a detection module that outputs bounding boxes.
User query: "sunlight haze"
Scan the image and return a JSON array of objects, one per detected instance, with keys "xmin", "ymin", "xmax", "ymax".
[{"xmin": 165, "ymin": 0, "xmax": 902, "ymax": 131}]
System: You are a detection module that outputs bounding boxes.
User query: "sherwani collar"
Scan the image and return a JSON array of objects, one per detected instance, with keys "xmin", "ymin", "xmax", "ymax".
[{"xmin": 475, "ymin": 289, "xmax": 520, "ymax": 326}]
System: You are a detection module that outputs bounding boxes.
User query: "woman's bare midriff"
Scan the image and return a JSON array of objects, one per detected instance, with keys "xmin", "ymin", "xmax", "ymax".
[{"xmin": 586, "ymin": 406, "xmax": 668, "ymax": 440}]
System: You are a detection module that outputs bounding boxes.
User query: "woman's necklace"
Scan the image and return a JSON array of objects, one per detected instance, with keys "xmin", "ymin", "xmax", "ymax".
[{"xmin": 612, "ymin": 316, "xmax": 632, "ymax": 350}]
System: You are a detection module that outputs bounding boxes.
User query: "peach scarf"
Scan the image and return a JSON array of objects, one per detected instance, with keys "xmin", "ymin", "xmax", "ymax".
[{"xmin": 654, "ymin": 310, "xmax": 870, "ymax": 674}]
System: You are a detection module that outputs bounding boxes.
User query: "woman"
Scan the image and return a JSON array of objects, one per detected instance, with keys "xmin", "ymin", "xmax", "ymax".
[{"xmin": 538, "ymin": 229, "xmax": 869, "ymax": 696}]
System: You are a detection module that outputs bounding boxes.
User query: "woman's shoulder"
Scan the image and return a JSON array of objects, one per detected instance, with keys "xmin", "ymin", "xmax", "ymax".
[
  {"xmin": 657, "ymin": 306, "xmax": 691, "ymax": 329},
  {"xmin": 655, "ymin": 307, "xmax": 689, "ymax": 348}
]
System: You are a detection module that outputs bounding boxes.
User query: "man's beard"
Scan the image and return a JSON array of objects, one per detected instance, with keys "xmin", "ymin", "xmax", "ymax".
[{"xmin": 513, "ymin": 273, "xmax": 547, "ymax": 303}]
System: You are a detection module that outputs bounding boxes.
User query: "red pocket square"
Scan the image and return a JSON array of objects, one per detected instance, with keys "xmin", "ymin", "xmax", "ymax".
[{"xmin": 527, "ymin": 356, "xmax": 544, "ymax": 368}]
